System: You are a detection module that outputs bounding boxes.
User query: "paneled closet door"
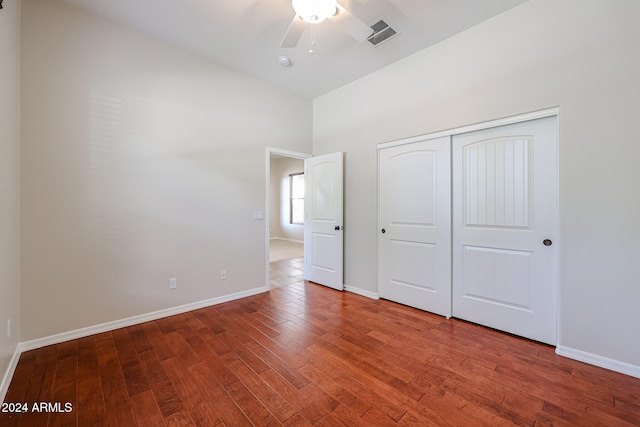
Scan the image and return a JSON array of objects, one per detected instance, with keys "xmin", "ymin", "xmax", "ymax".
[
  {"xmin": 452, "ymin": 116, "xmax": 557, "ymax": 345},
  {"xmin": 379, "ymin": 137, "xmax": 451, "ymax": 317}
]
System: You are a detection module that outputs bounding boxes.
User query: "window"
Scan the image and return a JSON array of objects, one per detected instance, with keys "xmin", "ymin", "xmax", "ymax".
[{"xmin": 290, "ymin": 173, "xmax": 304, "ymax": 224}]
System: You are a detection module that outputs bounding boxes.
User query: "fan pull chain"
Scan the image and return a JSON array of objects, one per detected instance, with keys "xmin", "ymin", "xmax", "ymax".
[{"xmin": 309, "ymin": 24, "xmax": 316, "ymax": 54}]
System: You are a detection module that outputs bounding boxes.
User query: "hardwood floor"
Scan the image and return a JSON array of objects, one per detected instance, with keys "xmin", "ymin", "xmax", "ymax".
[{"xmin": 2, "ymin": 263, "xmax": 640, "ymax": 426}]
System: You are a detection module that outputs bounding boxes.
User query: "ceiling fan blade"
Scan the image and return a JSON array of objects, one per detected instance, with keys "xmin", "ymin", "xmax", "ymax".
[
  {"xmin": 281, "ymin": 15, "xmax": 306, "ymax": 48},
  {"xmin": 329, "ymin": 3, "xmax": 373, "ymax": 42}
]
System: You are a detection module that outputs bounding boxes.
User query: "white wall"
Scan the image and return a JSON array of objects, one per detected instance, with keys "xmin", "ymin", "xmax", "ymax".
[
  {"xmin": 20, "ymin": 0, "xmax": 312, "ymax": 341},
  {"xmin": 270, "ymin": 157, "xmax": 304, "ymax": 242},
  {"xmin": 0, "ymin": 0, "xmax": 22, "ymax": 397},
  {"xmin": 314, "ymin": 0, "xmax": 640, "ymax": 371}
]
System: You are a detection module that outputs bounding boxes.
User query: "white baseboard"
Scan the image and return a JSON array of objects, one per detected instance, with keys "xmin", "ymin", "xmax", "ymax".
[
  {"xmin": 20, "ymin": 286, "xmax": 267, "ymax": 352},
  {"xmin": 1, "ymin": 344, "xmax": 22, "ymax": 404},
  {"xmin": 345, "ymin": 285, "xmax": 379, "ymax": 300},
  {"xmin": 556, "ymin": 345, "xmax": 640, "ymax": 379}
]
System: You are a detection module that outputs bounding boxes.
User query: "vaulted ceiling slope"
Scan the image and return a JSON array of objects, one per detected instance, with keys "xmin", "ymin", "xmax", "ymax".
[{"xmin": 60, "ymin": 0, "xmax": 529, "ymax": 98}]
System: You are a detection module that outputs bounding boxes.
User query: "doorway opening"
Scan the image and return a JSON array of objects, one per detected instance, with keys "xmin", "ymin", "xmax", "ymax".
[{"xmin": 266, "ymin": 148, "xmax": 310, "ymax": 289}]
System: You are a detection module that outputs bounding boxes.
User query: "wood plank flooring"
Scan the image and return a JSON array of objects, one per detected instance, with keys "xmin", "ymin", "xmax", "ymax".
[{"xmin": 2, "ymin": 258, "xmax": 640, "ymax": 426}]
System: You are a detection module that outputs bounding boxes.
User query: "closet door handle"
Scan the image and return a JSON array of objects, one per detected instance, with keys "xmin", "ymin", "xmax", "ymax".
[
  {"xmin": 543, "ymin": 239, "xmax": 552, "ymax": 246},
  {"xmin": 381, "ymin": 229, "xmax": 386, "ymax": 234}
]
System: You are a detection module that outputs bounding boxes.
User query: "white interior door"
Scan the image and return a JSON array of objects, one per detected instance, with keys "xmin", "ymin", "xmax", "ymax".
[
  {"xmin": 452, "ymin": 116, "xmax": 557, "ymax": 344},
  {"xmin": 379, "ymin": 137, "xmax": 452, "ymax": 317},
  {"xmin": 304, "ymin": 152, "xmax": 344, "ymax": 291}
]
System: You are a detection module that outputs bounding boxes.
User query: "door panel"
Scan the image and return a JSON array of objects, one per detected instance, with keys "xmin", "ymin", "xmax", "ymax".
[
  {"xmin": 464, "ymin": 137, "xmax": 530, "ymax": 227},
  {"xmin": 379, "ymin": 137, "xmax": 451, "ymax": 317},
  {"xmin": 453, "ymin": 116, "xmax": 557, "ymax": 344},
  {"xmin": 304, "ymin": 152, "xmax": 344, "ymax": 290},
  {"xmin": 462, "ymin": 246, "xmax": 531, "ymax": 309}
]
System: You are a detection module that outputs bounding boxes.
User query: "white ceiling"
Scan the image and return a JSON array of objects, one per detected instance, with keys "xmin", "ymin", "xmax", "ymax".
[{"xmin": 60, "ymin": 0, "xmax": 529, "ymax": 99}]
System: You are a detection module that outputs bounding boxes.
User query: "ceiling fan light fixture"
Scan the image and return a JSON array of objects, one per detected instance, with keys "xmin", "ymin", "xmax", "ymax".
[{"xmin": 292, "ymin": 0, "xmax": 336, "ymax": 24}]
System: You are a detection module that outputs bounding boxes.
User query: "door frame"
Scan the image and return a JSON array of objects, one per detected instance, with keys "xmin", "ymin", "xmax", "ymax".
[
  {"xmin": 378, "ymin": 108, "xmax": 560, "ymax": 150},
  {"xmin": 377, "ymin": 107, "xmax": 560, "ymax": 342},
  {"xmin": 265, "ymin": 147, "xmax": 311, "ymax": 290}
]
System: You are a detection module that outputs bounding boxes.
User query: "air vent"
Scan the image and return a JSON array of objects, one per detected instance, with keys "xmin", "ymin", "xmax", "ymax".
[{"xmin": 367, "ymin": 19, "xmax": 398, "ymax": 46}]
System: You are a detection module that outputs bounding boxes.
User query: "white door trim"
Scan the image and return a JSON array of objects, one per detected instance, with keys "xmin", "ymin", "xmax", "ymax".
[
  {"xmin": 377, "ymin": 107, "xmax": 559, "ymax": 150},
  {"xmin": 265, "ymin": 147, "xmax": 311, "ymax": 290}
]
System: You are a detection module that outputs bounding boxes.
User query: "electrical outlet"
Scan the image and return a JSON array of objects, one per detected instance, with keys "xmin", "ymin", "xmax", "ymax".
[
  {"xmin": 7, "ymin": 319, "xmax": 11, "ymax": 339},
  {"xmin": 220, "ymin": 269, "xmax": 227, "ymax": 280},
  {"xmin": 169, "ymin": 278, "xmax": 177, "ymax": 289}
]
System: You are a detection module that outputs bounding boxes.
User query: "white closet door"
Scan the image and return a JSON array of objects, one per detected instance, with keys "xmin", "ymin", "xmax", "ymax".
[
  {"xmin": 452, "ymin": 116, "xmax": 557, "ymax": 344},
  {"xmin": 379, "ymin": 137, "xmax": 451, "ymax": 317}
]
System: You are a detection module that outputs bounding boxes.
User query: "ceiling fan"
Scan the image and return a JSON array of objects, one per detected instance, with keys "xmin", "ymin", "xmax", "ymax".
[{"xmin": 281, "ymin": 0, "xmax": 373, "ymax": 48}]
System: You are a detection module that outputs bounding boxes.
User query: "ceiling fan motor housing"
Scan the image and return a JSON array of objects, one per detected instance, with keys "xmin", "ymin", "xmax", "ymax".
[{"xmin": 292, "ymin": 0, "xmax": 337, "ymax": 23}]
